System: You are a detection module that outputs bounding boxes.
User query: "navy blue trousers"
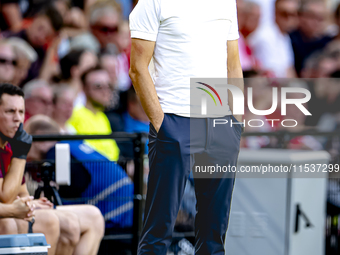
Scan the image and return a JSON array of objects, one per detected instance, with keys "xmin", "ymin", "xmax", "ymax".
[{"xmin": 138, "ymin": 113, "xmax": 242, "ymax": 255}]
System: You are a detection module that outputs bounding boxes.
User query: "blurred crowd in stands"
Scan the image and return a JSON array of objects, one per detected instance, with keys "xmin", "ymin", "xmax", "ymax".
[
  {"xmin": 0, "ymin": 0, "xmax": 141, "ymax": 244},
  {"xmin": 1, "ymin": 0, "xmax": 340, "ymax": 241},
  {"xmin": 0, "ymin": 0, "xmax": 147, "ymax": 163},
  {"xmin": 237, "ymin": 0, "xmax": 340, "ymax": 164},
  {"xmin": 0, "ymin": 0, "xmax": 339, "ymax": 156}
]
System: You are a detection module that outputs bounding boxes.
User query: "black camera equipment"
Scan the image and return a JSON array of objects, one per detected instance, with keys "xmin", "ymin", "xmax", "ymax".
[{"xmin": 34, "ymin": 162, "xmax": 63, "ymax": 206}]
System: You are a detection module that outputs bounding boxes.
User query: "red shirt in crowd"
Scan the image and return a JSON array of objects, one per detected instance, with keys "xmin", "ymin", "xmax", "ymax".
[{"xmin": 0, "ymin": 143, "xmax": 25, "ymax": 184}]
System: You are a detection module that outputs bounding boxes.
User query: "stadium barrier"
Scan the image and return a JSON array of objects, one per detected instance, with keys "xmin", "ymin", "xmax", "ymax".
[{"xmin": 29, "ymin": 132, "xmax": 147, "ymax": 255}]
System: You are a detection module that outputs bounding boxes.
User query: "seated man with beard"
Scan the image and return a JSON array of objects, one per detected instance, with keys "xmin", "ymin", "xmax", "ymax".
[{"xmin": 67, "ymin": 66, "xmax": 120, "ymax": 161}]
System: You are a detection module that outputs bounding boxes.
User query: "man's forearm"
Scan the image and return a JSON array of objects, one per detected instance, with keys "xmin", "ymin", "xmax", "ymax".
[
  {"xmin": 228, "ymin": 67, "xmax": 244, "ymax": 92},
  {"xmin": 227, "ymin": 40, "xmax": 244, "ymax": 122},
  {"xmin": 0, "ymin": 158, "xmax": 26, "ymax": 203},
  {"xmin": 129, "ymin": 66, "xmax": 164, "ymax": 130},
  {"xmin": 130, "ymin": 39, "xmax": 164, "ymax": 131},
  {"xmin": 228, "ymin": 67, "xmax": 244, "ymax": 122}
]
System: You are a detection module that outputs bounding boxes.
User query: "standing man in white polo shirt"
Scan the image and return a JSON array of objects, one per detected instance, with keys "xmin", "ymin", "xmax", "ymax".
[{"xmin": 129, "ymin": 0, "xmax": 243, "ymax": 254}]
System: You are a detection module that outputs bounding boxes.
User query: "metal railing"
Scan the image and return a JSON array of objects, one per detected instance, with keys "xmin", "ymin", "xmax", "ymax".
[{"xmin": 31, "ymin": 132, "xmax": 147, "ymax": 254}]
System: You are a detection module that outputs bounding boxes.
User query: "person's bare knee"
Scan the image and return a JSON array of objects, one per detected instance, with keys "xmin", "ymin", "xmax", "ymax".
[
  {"xmin": 65, "ymin": 205, "xmax": 104, "ymax": 255},
  {"xmin": 85, "ymin": 205, "xmax": 105, "ymax": 237},
  {"xmin": 31, "ymin": 210, "xmax": 60, "ymax": 255},
  {"xmin": 57, "ymin": 205, "xmax": 104, "ymax": 237},
  {"xmin": 56, "ymin": 211, "xmax": 81, "ymax": 247},
  {"xmin": 14, "ymin": 218, "xmax": 28, "ymax": 234},
  {"xmin": 0, "ymin": 218, "xmax": 18, "ymax": 234},
  {"xmin": 33, "ymin": 210, "xmax": 60, "ymax": 249},
  {"xmin": 34, "ymin": 210, "xmax": 60, "ymax": 235}
]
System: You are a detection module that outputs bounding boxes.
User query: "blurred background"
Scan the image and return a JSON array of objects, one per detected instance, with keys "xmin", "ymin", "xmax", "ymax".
[{"xmin": 1, "ymin": 0, "xmax": 340, "ymax": 254}]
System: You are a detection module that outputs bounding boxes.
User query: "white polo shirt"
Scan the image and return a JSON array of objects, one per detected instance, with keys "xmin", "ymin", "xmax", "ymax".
[{"xmin": 129, "ymin": 0, "xmax": 239, "ymax": 116}]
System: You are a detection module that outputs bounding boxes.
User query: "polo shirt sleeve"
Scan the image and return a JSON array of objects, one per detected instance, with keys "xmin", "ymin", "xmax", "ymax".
[
  {"xmin": 227, "ymin": 0, "xmax": 240, "ymax": 41},
  {"xmin": 129, "ymin": 0, "xmax": 161, "ymax": 41}
]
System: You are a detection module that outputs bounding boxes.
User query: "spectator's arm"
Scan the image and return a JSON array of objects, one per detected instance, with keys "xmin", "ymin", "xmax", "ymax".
[
  {"xmin": 0, "ymin": 158, "xmax": 26, "ymax": 203},
  {"xmin": 0, "ymin": 196, "xmax": 34, "ymax": 220},
  {"xmin": 129, "ymin": 39, "xmax": 164, "ymax": 132},
  {"xmin": 227, "ymin": 39, "xmax": 244, "ymax": 122},
  {"xmin": 17, "ymin": 183, "xmax": 30, "ymax": 198},
  {"xmin": 39, "ymin": 35, "xmax": 63, "ymax": 82},
  {"xmin": 1, "ymin": 3, "xmax": 22, "ymax": 32}
]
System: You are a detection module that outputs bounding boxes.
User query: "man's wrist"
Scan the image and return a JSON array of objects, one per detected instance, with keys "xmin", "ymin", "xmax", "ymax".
[
  {"xmin": 233, "ymin": 115, "xmax": 243, "ymax": 123},
  {"xmin": 2, "ymin": 204, "xmax": 15, "ymax": 218},
  {"xmin": 150, "ymin": 112, "xmax": 164, "ymax": 133}
]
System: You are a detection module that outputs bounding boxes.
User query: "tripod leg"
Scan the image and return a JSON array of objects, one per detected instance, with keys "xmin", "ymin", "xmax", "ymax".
[
  {"xmin": 51, "ymin": 187, "xmax": 63, "ymax": 206},
  {"xmin": 34, "ymin": 187, "xmax": 42, "ymax": 200}
]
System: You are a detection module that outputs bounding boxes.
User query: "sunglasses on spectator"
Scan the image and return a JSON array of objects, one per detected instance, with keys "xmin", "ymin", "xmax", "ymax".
[
  {"xmin": 93, "ymin": 25, "xmax": 119, "ymax": 34},
  {"xmin": 277, "ymin": 10, "xmax": 297, "ymax": 18},
  {"xmin": 303, "ymin": 12, "xmax": 325, "ymax": 22},
  {"xmin": 0, "ymin": 57, "xmax": 17, "ymax": 66},
  {"xmin": 90, "ymin": 83, "xmax": 113, "ymax": 91}
]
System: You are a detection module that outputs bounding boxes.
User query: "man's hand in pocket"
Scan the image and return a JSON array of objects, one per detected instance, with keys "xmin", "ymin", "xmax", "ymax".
[{"xmin": 152, "ymin": 112, "xmax": 164, "ymax": 133}]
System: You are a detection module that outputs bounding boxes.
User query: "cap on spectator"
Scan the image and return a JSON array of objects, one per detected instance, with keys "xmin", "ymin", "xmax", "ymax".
[
  {"xmin": 70, "ymin": 33, "xmax": 100, "ymax": 54},
  {"xmin": 6, "ymin": 38, "xmax": 38, "ymax": 63},
  {"xmin": 89, "ymin": 1, "xmax": 122, "ymax": 25},
  {"xmin": 24, "ymin": 114, "xmax": 60, "ymax": 135},
  {"xmin": 22, "ymin": 79, "xmax": 49, "ymax": 99}
]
